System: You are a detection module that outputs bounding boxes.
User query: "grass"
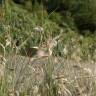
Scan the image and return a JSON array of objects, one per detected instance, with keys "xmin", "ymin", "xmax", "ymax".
[{"xmin": 0, "ymin": 1, "xmax": 96, "ymax": 96}]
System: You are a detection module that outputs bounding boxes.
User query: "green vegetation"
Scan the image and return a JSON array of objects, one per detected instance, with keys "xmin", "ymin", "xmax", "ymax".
[{"xmin": 0, "ymin": 0, "xmax": 96, "ymax": 96}]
